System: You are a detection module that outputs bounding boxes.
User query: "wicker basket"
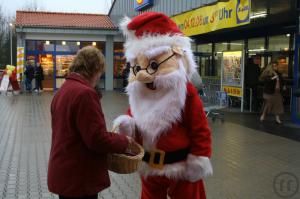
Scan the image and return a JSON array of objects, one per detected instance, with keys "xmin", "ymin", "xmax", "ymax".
[{"xmin": 107, "ymin": 126, "xmax": 144, "ymax": 174}]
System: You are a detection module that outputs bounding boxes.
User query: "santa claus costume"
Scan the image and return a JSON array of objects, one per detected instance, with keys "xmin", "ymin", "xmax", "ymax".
[{"xmin": 114, "ymin": 12, "xmax": 212, "ymax": 199}]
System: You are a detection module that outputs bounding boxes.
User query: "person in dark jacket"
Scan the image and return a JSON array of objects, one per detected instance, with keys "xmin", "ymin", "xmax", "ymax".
[
  {"xmin": 48, "ymin": 46, "xmax": 133, "ymax": 199},
  {"xmin": 24, "ymin": 61, "xmax": 34, "ymax": 92},
  {"xmin": 244, "ymin": 57, "xmax": 261, "ymax": 111},
  {"xmin": 122, "ymin": 62, "xmax": 130, "ymax": 91},
  {"xmin": 259, "ymin": 61, "xmax": 284, "ymax": 124},
  {"xmin": 34, "ymin": 62, "xmax": 44, "ymax": 92}
]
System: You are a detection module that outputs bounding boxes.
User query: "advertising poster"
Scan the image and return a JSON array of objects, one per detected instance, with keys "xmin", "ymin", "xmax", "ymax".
[{"xmin": 221, "ymin": 51, "xmax": 245, "ymax": 111}]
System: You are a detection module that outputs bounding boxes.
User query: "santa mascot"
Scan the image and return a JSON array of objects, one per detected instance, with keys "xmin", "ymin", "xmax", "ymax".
[{"xmin": 114, "ymin": 12, "xmax": 212, "ymax": 199}]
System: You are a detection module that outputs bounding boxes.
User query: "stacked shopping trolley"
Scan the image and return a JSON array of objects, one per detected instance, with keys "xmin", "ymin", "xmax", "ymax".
[{"xmin": 199, "ymin": 77, "xmax": 228, "ymax": 122}]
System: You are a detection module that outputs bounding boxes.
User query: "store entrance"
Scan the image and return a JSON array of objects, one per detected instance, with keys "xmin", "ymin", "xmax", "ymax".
[
  {"xmin": 292, "ymin": 36, "xmax": 300, "ymax": 124},
  {"xmin": 194, "ymin": 52, "xmax": 213, "ymax": 76},
  {"xmin": 38, "ymin": 54, "xmax": 54, "ymax": 90},
  {"xmin": 56, "ymin": 55, "xmax": 75, "ymax": 89}
]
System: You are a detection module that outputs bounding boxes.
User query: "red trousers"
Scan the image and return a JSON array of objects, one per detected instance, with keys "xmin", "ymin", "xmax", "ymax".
[{"xmin": 141, "ymin": 176, "xmax": 206, "ymax": 199}]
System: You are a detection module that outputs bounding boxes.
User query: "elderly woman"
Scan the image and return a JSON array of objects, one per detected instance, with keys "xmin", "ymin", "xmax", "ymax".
[{"xmin": 48, "ymin": 46, "xmax": 132, "ymax": 199}]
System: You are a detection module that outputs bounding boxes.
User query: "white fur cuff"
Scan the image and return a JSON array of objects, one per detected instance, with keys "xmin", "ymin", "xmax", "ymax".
[
  {"xmin": 185, "ymin": 154, "xmax": 213, "ymax": 182},
  {"xmin": 113, "ymin": 115, "xmax": 136, "ymax": 137}
]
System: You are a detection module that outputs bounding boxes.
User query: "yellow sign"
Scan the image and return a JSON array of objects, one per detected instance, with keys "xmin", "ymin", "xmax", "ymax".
[
  {"xmin": 171, "ymin": 0, "xmax": 250, "ymax": 36},
  {"xmin": 223, "ymin": 86, "xmax": 243, "ymax": 97}
]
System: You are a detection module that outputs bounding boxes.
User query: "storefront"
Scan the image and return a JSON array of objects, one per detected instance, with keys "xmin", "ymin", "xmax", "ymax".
[
  {"xmin": 24, "ymin": 40, "xmax": 106, "ymax": 90},
  {"xmin": 15, "ymin": 11, "xmax": 123, "ymax": 90},
  {"xmin": 109, "ymin": 0, "xmax": 300, "ymax": 122}
]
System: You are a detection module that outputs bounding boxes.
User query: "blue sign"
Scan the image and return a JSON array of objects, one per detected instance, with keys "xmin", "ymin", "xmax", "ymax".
[{"xmin": 134, "ymin": 0, "xmax": 153, "ymax": 11}]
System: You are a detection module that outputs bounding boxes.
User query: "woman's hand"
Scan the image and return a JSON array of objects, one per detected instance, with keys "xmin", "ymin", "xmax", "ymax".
[{"xmin": 126, "ymin": 136, "xmax": 135, "ymax": 145}]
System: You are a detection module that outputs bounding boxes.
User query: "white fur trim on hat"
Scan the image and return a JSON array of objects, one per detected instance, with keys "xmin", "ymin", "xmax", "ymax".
[{"xmin": 124, "ymin": 34, "xmax": 191, "ymax": 61}]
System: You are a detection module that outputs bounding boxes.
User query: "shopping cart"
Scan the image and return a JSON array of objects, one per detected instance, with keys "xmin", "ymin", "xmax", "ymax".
[{"xmin": 199, "ymin": 82, "xmax": 228, "ymax": 122}]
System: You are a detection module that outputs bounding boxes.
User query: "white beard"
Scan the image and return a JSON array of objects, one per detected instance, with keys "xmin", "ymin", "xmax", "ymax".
[{"xmin": 126, "ymin": 62, "xmax": 187, "ymax": 150}]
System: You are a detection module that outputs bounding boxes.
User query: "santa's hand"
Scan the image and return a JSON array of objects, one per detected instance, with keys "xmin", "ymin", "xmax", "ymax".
[
  {"xmin": 113, "ymin": 115, "xmax": 136, "ymax": 137},
  {"xmin": 185, "ymin": 154, "xmax": 213, "ymax": 182}
]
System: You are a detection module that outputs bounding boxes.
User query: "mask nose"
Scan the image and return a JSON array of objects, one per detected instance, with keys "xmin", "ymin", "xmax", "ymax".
[{"xmin": 136, "ymin": 70, "xmax": 154, "ymax": 83}]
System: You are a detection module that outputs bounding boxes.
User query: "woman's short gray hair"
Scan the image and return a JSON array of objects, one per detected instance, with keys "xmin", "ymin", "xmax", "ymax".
[{"xmin": 69, "ymin": 46, "xmax": 105, "ymax": 79}]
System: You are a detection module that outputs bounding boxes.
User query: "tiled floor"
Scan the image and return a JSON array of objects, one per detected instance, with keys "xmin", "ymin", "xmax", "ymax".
[{"xmin": 0, "ymin": 91, "xmax": 299, "ymax": 199}]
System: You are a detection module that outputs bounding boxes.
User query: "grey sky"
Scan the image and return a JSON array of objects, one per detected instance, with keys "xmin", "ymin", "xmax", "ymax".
[{"xmin": 0, "ymin": 0, "xmax": 114, "ymax": 16}]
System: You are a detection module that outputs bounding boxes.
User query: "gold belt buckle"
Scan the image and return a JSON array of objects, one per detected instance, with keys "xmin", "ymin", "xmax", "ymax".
[{"xmin": 148, "ymin": 149, "xmax": 165, "ymax": 170}]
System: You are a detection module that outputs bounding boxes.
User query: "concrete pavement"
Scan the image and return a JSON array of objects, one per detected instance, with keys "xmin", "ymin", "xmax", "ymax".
[{"xmin": 0, "ymin": 91, "xmax": 299, "ymax": 199}]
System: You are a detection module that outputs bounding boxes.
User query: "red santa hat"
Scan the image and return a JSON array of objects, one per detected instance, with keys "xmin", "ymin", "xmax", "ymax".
[{"xmin": 120, "ymin": 12, "xmax": 197, "ymax": 77}]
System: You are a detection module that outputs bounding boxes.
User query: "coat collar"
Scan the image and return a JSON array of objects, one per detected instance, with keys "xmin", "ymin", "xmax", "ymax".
[
  {"xmin": 66, "ymin": 72, "xmax": 103, "ymax": 99},
  {"xmin": 66, "ymin": 72, "xmax": 91, "ymax": 87}
]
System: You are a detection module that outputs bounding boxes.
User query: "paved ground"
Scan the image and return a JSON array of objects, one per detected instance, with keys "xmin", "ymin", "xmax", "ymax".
[{"xmin": 0, "ymin": 91, "xmax": 299, "ymax": 199}]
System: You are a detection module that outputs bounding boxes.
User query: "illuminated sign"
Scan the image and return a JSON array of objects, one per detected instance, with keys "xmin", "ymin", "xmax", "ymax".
[
  {"xmin": 134, "ymin": 0, "xmax": 153, "ymax": 11},
  {"xmin": 171, "ymin": 0, "xmax": 250, "ymax": 36}
]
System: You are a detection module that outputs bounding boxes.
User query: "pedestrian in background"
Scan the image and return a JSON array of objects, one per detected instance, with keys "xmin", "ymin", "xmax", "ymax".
[
  {"xmin": 48, "ymin": 46, "xmax": 133, "ymax": 199},
  {"xmin": 24, "ymin": 61, "xmax": 34, "ymax": 92},
  {"xmin": 34, "ymin": 62, "xmax": 44, "ymax": 92},
  {"xmin": 245, "ymin": 57, "xmax": 261, "ymax": 111},
  {"xmin": 122, "ymin": 62, "xmax": 130, "ymax": 91},
  {"xmin": 259, "ymin": 61, "xmax": 284, "ymax": 124}
]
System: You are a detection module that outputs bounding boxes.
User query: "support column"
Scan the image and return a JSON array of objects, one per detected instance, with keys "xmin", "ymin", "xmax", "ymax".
[{"xmin": 105, "ymin": 35, "xmax": 114, "ymax": 91}]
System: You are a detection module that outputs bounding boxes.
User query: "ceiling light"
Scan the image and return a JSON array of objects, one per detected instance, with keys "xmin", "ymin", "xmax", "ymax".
[
  {"xmin": 286, "ymin": 34, "xmax": 291, "ymax": 37},
  {"xmin": 248, "ymin": 48, "xmax": 266, "ymax": 52},
  {"xmin": 45, "ymin": 41, "xmax": 50, "ymax": 45},
  {"xmin": 77, "ymin": 42, "xmax": 80, "ymax": 46},
  {"xmin": 92, "ymin": 42, "xmax": 97, "ymax": 46},
  {"xmin": 62, "ymin": 41, "xmax": 66, "ymax": 45},
  {"xmin": 250, "ymin": 11, "xmax": 267, "ymax": 19}
]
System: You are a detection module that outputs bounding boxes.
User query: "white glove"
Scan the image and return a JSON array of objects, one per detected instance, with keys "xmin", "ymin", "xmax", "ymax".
[
  {"xmin": 185, "ymin": 154, "xmax": 213, "ymax": 182},
  {"xmin": 113, "ymin": 115, "xmax": 136, "ymax": 137}
]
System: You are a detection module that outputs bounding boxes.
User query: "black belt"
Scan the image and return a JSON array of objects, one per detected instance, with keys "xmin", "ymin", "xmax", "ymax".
[{"xmin": 142, "ymin": 148, "xmax": 190, "ymax": 169}]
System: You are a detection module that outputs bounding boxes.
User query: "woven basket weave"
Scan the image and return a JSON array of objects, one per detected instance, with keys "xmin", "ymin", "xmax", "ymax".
[{"xmin": 107, "ymin": 126, "xmax": 144, "ymax": 174}]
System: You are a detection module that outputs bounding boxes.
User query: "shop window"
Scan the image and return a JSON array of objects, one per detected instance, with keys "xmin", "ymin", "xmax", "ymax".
[
  {"xmin": 215, "ymin": 43, "xmax": 229, "ymax": 77},
  {"xmin": 248, "ymin": 37, "xmax": 265, "ymax": 52},
  {"xmin": 56, "ymin": 55, "xmax": 75, "ymax": 77},
  {"xmin": 197, "ymin": 43, "xmax": 212, "ymax": 53},
  {"xmin": 26, "ymin": 55, "xmax": 35, "ymax": 66},
  {"xmin": 56, "ymin": 55, "xmax": 75, "ymax": 88},
  {"xmin": 229, "ymin": 40, "xmax": 244, "ymax": 51},
  {"xmin": 113, "ymin": 42, "xmax": 125, "ymax": 79},
  {"xmin": 269, "ymin": 35, "xmax": 290, "ymax": 52},
  {"xmin": 38, "ymin": 54, "xmax": 54, "ymax": 90},
  {"xmin": 36, "ymin": 40, "xmax": 55, "ymax": 52},
  {"xmin": 81, "ymin": 41, "xmax": 105, "ymax": 53},
  {"xmin": 26, "ymin": 40, "xmax": 35, "ymax": 51},
  {"xmin": 56, "ymin": 41, "xmax": 79, "ymax": 52},
  {"xmin": 191, "ymin": 42, "xmax": 197, "ymax": 52}
]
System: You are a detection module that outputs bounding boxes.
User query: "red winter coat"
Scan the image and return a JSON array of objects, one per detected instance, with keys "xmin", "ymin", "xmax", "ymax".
[{"xmin": 48, "ymin": 73, "xmax": 129, "ymax": 197}]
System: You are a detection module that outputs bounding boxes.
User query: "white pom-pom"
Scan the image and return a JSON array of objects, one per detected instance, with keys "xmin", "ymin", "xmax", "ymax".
[{"xmin": 119, "ymin": 16, "xmax": 135, "ymax": 40}]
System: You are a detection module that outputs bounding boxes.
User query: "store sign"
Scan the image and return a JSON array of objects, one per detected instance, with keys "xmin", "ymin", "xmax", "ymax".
[
  {"xmin": 17, "ymin": 47, "xmax": 24, "ymax": 81},
  {"xmin": 134, "ymin": 0, "xmax": 153, "ymax": 11},
  {"xmin": 223, "ymin": 86, "xmax": 242, "ymax": 97},
  {"xmin": 171, "ymin": 0, "xmax": 250, "ymax": 36}
]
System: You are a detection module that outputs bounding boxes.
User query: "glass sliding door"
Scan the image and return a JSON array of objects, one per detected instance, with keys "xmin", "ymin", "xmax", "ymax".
[{"xmin": 39, "ymin": 54, "xmax": 54, "ymax": 90}]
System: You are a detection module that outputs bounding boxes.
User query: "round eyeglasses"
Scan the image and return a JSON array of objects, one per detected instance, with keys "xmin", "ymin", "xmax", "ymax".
[{"xmin": 129, "ymin": 53, "xmax": 176, "ymax": 76}]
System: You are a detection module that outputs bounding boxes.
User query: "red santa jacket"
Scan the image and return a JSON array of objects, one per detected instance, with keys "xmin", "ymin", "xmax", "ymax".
[{"xmin": 128, "ymin": 82, "xmax": 211, "ymax": 157}]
